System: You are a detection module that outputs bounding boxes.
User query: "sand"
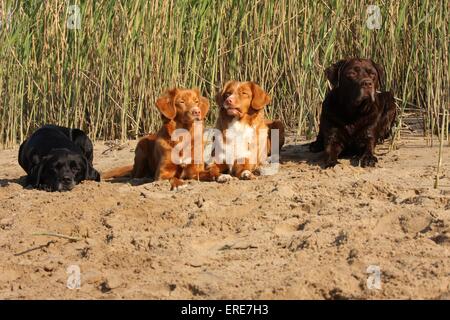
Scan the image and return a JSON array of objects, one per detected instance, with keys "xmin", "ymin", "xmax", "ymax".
[{"xmin": 0, "ymin": 133, "xmax": 449, "ymax": 299}]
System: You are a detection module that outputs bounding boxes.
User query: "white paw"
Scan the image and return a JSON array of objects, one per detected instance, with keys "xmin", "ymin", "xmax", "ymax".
[
  {"xmin": 217, "ymin": 174, "xmax": 233, "ymax": 183},
  {"xmin": 240, "ymin": 170, "xmax": 253, "ymax": 180},
  {"xmin": 171, "ymin": 183, "xmax": 188, "ymax": 191}
]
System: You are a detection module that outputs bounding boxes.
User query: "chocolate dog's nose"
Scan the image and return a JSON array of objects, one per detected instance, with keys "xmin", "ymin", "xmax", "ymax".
[
  {"xmin": 191, "ymin": 107, "xmax": 201, "ymax": 118},
  {"xmin": 361, "ymin": 79, "xmax": 373, "ymax": 88}
]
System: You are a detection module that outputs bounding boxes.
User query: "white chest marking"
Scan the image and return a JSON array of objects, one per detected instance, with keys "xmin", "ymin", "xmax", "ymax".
[{"xmin": 222, "ymin": 119, "xmax": 256, "ymax": 168}]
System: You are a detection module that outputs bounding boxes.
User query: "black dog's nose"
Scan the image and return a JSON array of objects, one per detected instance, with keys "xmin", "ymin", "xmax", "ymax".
[
  {"xmin": 62, "ymin": 176, "xmax": 72, "ymax": 184},
  {"xmin": 361, "ymin": 79, "xmax": 373, "ymax": 88}
]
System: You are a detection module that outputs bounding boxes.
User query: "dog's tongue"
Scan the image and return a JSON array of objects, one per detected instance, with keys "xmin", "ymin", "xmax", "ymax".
[{"xmin": 227, "ymin": 108, "xmax": 241, "ymax": 117}]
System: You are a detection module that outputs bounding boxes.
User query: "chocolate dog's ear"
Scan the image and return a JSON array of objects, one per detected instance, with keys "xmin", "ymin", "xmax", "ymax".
[
  {"xmin": 194, "ymin": 89, "xmax": 210, "ymax": 120},
  {"xmin": 250, "ymin": 82, "xmax": 271, "ymax": 110},
  {"xmin": 156, "ymin": 88, "xmax": 178, "ymax": 120},
  {"xmin": 325, "ymin": 59, "xmax": 349, "ymax": 88},
  {"xmin": 371, "ymin": 60, "xmax": 385, "ymax": 90},
  {"xmin": 215, "ymin": 80, "xmax": 235, "ymax": 107}
]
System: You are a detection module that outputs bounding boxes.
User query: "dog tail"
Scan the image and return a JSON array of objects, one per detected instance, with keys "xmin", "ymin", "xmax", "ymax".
[{"xmin": 102, "ymin": 165, "xmax": 133, "ymax": 179}]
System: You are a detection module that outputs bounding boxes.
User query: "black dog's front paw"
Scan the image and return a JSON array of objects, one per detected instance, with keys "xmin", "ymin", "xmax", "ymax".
[
  {"xmin": 360, "ymin": 154, "xmax": 378, "ymax": 167},
  {"xmin": 309, "ymin": 140, "xmax": 324, "ymax": 153}
]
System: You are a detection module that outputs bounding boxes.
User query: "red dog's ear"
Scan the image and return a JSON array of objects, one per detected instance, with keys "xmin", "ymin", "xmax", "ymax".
[
  {"xmin": 325, "ymin": 59, "xmax": 349, "ymax": 88},
  {"xmin": 194, "ymin": 88, "xmax": 210, "ymax": 120},
  {"xmin": 215, "ymin": 80, "xmax": 235, "ymax": 107},
  {"xmin": 199, "ymin": 97, "xmax": 210, "ymax": 120},
  {"xmin": 250, "ymin": 82, "xmax": 271, "ymax": 110},
  {"xmin": 156, "ymin": 88, "xmax": 178, "ymax": 120}
]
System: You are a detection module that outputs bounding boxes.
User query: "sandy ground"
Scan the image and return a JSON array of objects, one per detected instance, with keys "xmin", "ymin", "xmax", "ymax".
[{"xmin": 0, "ymin": 132, "xmax": 449, "ymax": 300}]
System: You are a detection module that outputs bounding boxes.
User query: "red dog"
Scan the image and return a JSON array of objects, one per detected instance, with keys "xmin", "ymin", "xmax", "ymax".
[
  {"xmin": 210, "ymin": 81, "xmax": 284, "ymax": 181},
  {"xmin": 103, "ymin": 88, "xmax": 218, "ymax": 189}
]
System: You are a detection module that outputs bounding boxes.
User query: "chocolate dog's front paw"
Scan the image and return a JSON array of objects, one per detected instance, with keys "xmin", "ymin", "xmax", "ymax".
[
  {"xmin": 360, "ymin": 154, "xmax": 378, "ymax": 167},
  {"xmin": 324, "ymin": 159, "xmax": 339, "ymax": 168}
]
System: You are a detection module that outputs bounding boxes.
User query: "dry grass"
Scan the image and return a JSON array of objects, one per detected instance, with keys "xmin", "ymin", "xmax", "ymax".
[{"xmin": 0, "ymin": 0, "xmax": 448, "ymax": 149}]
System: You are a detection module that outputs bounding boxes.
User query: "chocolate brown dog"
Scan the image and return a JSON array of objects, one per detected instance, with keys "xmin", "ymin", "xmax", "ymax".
[{"xmin": 310, "ymin": 58, "xmax": 396, "ymax": 168}]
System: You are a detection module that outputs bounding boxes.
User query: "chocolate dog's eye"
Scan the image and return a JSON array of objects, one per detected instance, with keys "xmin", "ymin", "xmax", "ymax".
[{"xmin": 179, "ymin": 100, "xmax": 185, "ymax": 104}]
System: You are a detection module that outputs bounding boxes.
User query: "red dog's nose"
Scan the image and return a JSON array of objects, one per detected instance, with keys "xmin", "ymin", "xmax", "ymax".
[
  {"xmin": 225, "ymin": 96, "xmax": 235, "ymax": 105},
  {"xmin": 191, "ymin": 107, "xmax": 201, "ymax": 117}
]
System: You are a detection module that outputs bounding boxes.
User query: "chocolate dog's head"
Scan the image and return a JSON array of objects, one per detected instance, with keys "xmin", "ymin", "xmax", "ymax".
[
  {"xmin": 156, "ymin": 88, "xmax": 209, "ymax": 125},
  {"xmin": 215, "ymin": 81, "xmax": 271, "ymax": 118},
  {"xmin": 325, "ymin": 58, "xmax": 384, "ymax": 104},
  {"xmin": 31, "ymin": 149, "xmax": 100, "ymax": 191}
]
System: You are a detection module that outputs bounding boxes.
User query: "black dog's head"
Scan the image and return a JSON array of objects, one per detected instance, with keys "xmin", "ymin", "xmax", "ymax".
[
  {"xmin": 29, "ymin": 149, "xmax": 100, "ymax": 192},
  {"xmin": 325, "ymin": 58, "xmax": 384, "ymax": 104}
]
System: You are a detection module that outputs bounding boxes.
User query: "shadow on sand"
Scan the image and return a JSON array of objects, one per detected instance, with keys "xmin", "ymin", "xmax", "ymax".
[{"xmin": 0, "ymin": 176, "xmax": 26, "ymax": 188}]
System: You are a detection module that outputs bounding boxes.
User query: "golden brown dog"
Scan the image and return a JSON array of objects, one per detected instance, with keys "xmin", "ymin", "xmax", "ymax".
[
  {"xmin": 210, "ymin": 81, "xmax": 284, "ymax": 181},
  {"xmin": 103, "ymin": 88, "xmax": 218, "ymax": 189}
]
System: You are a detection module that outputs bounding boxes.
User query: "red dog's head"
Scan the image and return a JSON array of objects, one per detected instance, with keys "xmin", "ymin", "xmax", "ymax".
[
  {"xmin": 156, "ymin": 88, "xmax": 210, "ymax": 125},
  {"xmin": 216, "ymin": 81, "xmax": 271, "ymax": 118}
]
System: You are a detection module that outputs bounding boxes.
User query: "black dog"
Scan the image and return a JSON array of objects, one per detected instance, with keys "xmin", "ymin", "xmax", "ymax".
[
  {"xmin": 309, "ymin": 58, "xmax": 396, "ymax": 168},
  {"xmin": 18, "ymin": 125, "xmax": 100, "ymax": 191}
]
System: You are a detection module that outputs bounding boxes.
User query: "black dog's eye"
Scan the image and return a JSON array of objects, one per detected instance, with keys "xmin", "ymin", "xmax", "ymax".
[{"xmin": 70, "ymin": 161, "xmax": 79, "ymax": 172}]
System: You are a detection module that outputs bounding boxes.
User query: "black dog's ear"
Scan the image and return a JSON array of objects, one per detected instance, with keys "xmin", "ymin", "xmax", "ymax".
[
  {"xmin": 72, "ymin": 129, "xmax": 94, "ymax": 164},
  {"xmin": 83, "ymin": 157, "xmax": 100, "ymax": 182},
  {"xmin": 92, "ymin": 168, "xmax": 101, "ymax": 182},
  {"xmin": 325, "ymin": 59, "xmax": 349, "ymax": 89},
  {"xmin": 27, "ymin": 156, "xmax": 49, "ymax": 187},
  {"xmin": 371, "ymin": 60, "xmax": 385, "ymax": 90}
]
